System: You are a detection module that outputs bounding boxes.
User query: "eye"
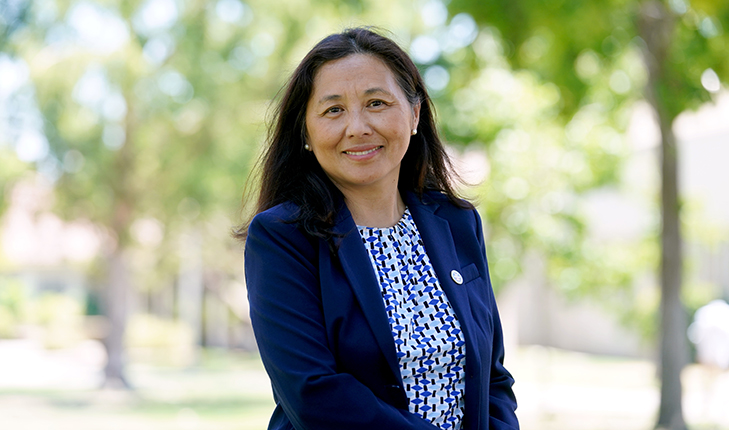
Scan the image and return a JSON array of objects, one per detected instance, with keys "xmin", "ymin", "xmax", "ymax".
[
  {"xmin": 369, "ymin": 100, "xmax": 386, "ymax": 108},
  {"xmin": 324, "ymin": 106, "xmax": 343, "ymax": 115}
]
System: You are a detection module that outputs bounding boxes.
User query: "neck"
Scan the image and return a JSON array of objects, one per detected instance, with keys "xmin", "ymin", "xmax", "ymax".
[{"xmin": 342, "ymin": 187, "xmax": 406, "ymax": 228}]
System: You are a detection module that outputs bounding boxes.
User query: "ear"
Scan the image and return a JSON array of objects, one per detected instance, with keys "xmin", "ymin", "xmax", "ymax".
[{"xmin": 411, "ymin": 101, "xmax": 421, "ymax": 131}]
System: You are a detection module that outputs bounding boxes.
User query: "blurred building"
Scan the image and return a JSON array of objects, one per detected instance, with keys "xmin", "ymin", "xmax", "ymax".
[{"xmin": 0, "ymin": 175, "xmax": 255, "ymax": 353}]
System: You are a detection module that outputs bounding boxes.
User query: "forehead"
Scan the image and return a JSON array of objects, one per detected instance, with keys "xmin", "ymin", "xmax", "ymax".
[{"xmin": 309, "ymin": 54, "xmax": 402, "ymax": 99}]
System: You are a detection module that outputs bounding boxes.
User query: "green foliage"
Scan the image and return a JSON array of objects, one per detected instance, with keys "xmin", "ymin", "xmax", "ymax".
[
  {"xmin": 0, "ymin": 150, "xmax": 29, "ymax": 215},
  {"xmin": 0, "ymin": 277, "xmax": 28, "ymax": 337},
  {"xmin": 0, "ymin": 0, "xmax": 32, "ymax": 51},
  {"xmin": 451, "ymin": 0, "xmax": 729, "ymax": 122},
  {"xmin": 417, "ymin": 19, "xmax": 639, "ymax": 300},
  {"xmin": 450, "ymin": 0, "xmax": 638, "ymax": 119},
  {"xmin": 441, "ymin": 0, "xmax": 729, "ymax": 337},
  {"xmin": 27, "ymin": 292, "xmax": 85, "ymax": 348},
  {"xmin": 125, "ymin": 313, "xmax": 195, "ymax": 366}
]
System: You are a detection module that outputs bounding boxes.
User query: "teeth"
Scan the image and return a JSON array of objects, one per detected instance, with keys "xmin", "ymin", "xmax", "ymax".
[{"xmin": 345, "ymin": 147, "xmax": 381, "ymax": 156}]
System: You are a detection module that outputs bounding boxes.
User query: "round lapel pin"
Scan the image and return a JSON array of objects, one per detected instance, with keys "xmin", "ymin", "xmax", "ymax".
[{"xmin": 451, "ymin": 270, "xmax": 463, "ymax": 285}]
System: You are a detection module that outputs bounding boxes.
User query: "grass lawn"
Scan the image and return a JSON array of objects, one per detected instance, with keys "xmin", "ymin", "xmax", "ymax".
[
  {"xmin": 1, "ymin": 343, "xmax": 727, "ymax": 430},
  {"xmin": 0, "ymin": 348, "xmax": 274, "ymax": 430}
]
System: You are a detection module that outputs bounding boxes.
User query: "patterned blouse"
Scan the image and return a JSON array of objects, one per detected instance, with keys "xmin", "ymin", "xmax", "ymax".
[{"xmin": 357, "ymin": 208, "xmax": 467, "ymax": 429}]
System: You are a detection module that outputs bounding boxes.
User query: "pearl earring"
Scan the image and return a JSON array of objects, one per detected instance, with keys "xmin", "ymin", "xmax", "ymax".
[
  {"xmin": 304, "ymin": 144, "xmax": 311, "ymax": 151},
  {"xmin": 411, "ymin": 129, "xmax": 417, "ymax": 135}
]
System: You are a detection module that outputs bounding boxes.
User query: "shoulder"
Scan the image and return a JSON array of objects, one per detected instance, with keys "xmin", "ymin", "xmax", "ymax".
[
  {"xmin": 419, "ymin": 190, "xmax": 479, "ymax": 222},
  {"xmin": 250, "ymin": 201, "xmax": 301, "ymax": 228},
  {"xmin": 245, "ymin": 202, "xmax": 319, "ymax": 275},
  {"xmin": 417, "ymin": 190, "xmax": 474, "ymax": 209},
  {"xmin": 412, "ymin": 190, "xmax": 484, "ymax": 248},
  {"xmin": 246, "ymin": 202, "xmax": 314, "ymax": 251}
]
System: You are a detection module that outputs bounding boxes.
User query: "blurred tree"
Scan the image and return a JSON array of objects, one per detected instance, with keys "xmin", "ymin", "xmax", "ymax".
[
  {"xmin": 7, "ymin": 0, "xmax": 280, "ymax": 387},
  {"xmin": 0, "ymin": 0, "xmax": 31, "ymax": 51},
  {"xmin": 0, "ymin": 0, "xmax": 34, "ymax": 213},
  {"xmin": 448, "ymin": 0, "xmax": 729, "ymax": 428},
  {"xmin": 4, "ymin": 0, "xmax": 441, "ymax": 388},
  {"xmin": 0, "ymin": 151, "xmax": 29, "ymax": 215}
]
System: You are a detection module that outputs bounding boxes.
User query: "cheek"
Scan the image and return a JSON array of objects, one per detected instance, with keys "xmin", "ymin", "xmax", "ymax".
[
  {"xmin": 307, "ymin": 120, "xmax": 340, "ymax": 149},
  {"xmin": 386, "ymin": 111, "xmax": 414, "ymax": 136},
  {"xmin": 390, "ymin": 123, "xmax": 412, "ymax": 146}
]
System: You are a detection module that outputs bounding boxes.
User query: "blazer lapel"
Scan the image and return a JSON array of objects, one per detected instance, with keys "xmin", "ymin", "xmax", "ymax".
[
  {"xmin": 404, "ymin": 193, "xmax": 478, "ymax": 360},
  {"xmin": 406, "ymin": 192, "xmax": 485, "ymax": 428},
  {"xmin": 332, "ymin": 206, "xmax": 402, "ymax": 378}
]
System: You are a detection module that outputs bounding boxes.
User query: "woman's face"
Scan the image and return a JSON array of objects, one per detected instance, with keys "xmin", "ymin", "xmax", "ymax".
[{"xmin": 305, "ymin": 54, "xmax": 420, "ymax": 198}]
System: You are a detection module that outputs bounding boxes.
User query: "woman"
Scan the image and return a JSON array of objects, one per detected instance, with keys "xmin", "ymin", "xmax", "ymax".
[{"xmin": 237, "ymin": 27, "xmax": 518, "ymax": 430}]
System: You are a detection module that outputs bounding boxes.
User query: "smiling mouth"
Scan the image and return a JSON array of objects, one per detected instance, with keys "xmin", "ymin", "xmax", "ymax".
[{"xmin": 344, "ymin": 146, "xmax": 383, "ymax": 156}]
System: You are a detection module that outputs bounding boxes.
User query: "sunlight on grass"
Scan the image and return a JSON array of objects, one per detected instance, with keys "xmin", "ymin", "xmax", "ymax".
[
  {"xmin": 0, "ymin": 348, "xmax": 274, "ymax": 430},
  {"xmin": 1, "ymin": 345, "xmax": 727, "ymax": 429}
]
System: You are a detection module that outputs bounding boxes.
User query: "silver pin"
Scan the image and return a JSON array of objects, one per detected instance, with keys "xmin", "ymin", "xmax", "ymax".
[{"xmin": 451, "ymin": 270, "xmax": 463, "ymax": 285}]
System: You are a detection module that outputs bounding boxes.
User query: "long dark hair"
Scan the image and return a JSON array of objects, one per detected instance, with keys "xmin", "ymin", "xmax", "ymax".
[{"xmin": 233, "ymin": 27, "xmax": 470, "ymax": 244}]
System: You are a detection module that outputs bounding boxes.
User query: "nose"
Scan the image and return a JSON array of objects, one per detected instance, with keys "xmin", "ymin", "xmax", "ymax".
[{"xmin": 346, "ymin": 110, "xmax": 373, "ymax": 138}]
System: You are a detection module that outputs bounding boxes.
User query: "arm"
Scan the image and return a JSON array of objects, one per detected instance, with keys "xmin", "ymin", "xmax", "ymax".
[
  {"xmin": 473, "ymin": 209, "xmax": 520, "ymax": 429},
  {"xmin": 245, "ymin": 211, "xmax": 440, "ymax": 430}
]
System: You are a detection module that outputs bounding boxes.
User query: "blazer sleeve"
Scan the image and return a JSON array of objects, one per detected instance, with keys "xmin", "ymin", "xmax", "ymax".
[
  {"xmin": 245, "ymin": 210, "xmax": 440, "ymax": 430},
  {"xmin": 472, "ymin": 209, "xmax": 520, "ymax": 429}
]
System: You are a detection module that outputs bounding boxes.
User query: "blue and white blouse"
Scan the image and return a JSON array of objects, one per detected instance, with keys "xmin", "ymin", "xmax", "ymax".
[{"xmin": 357, "ymin": 208, "xmax": 467, "ymax": 429}]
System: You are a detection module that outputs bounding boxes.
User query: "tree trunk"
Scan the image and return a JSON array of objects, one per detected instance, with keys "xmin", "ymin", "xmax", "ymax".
[
  {"xmin": 102, "ymin": 246, "xmax": 131, "ymax": 389},
  {"xmin": 656, "ymin": 109, "xmax": 688, "ymax": 430},
  {"xmin": 639, "ymin": 2, "xmax": 688, "ymax": 429},
  {"xmin": 101, "ymin": 94, "xmax": 135, "ymax": 389}
]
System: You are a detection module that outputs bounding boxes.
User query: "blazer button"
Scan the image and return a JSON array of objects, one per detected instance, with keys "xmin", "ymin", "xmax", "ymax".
[{"xmin": 451, "ymin": 270, "xmax": 463, "ymax": 285}]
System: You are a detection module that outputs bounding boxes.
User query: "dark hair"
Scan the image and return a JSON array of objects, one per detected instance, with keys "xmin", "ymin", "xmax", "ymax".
[{"xmin": 233, "ymin": 27, "xmax": 470, "ymax": 244}]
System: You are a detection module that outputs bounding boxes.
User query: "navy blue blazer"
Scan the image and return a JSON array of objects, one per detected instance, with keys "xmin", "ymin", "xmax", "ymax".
[{"xmin": 245, "ymin": 191, "xmax": 518, "ymax": 430}]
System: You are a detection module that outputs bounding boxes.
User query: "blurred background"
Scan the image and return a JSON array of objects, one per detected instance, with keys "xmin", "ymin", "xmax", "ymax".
[{"xmin": 1, "ymin": 0, "xmax": 728, "ymax": 428}]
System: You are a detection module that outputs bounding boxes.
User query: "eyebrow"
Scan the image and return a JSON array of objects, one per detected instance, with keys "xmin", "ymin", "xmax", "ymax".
[
  {"xmin": 315, "ymin": 87, "xmax": 394, "ymax": 105},
  {"xmin": 364, "ymin": 87, "xmax": 393, "ymax": 97},
  {"xmin": 317, "ymin": 94, "xmax": 342, "ymax": 104}
]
